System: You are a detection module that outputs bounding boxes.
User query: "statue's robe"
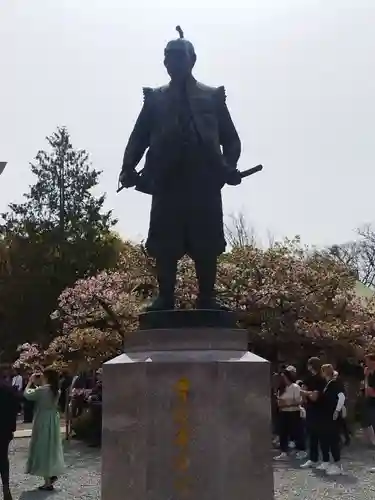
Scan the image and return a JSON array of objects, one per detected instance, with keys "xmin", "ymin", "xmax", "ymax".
[{"xmin": 122, "ymin": 78, "xmax": 241, "ymax": 259}]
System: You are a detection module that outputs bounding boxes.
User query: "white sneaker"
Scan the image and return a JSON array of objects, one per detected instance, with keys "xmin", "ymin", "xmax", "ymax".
[
  {"xmin": 316, "ymin": 462, "xmax": 330, "ymax": 471},
  {"xmin": 300, "ymin": 460, "xmax": 318, "ymax": 469},
  {"xmin": 369, "ymin": 467, "xmax": 375, "ymax": 473},
  {"xmin": 274, "ymin": 452, "xmax": 288, "ymax": 461},
  {"xmin": 326, "ymin": 463, "xmax": 343, "ymax": 476},
  {"xmin": 295, "ymin": 451, "xmax": 308, "ymax": 460}
]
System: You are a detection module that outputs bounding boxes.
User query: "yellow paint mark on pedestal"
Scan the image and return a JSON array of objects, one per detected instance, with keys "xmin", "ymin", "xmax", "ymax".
[{"xmin": 172, "ymin": 377, "xmax": 192, "ymax": 496}]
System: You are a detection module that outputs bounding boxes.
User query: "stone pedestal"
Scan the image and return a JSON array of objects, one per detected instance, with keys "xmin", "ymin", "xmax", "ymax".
[{"xmin": 102, "ymin": 326, "xmax": 274, "ymax": 500}]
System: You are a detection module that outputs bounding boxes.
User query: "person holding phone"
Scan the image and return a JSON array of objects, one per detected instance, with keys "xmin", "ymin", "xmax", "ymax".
[{"xmin": 24, "ymin": 369, "xmax": 65, "ymax": 491}]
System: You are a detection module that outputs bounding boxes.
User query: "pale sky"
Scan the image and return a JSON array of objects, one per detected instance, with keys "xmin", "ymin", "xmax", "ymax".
[{"xmin": 1, "ymin": 0, "xmax": 374, "ymax": 247}]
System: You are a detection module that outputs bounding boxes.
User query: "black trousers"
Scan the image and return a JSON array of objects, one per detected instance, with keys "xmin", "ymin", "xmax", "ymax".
[
  {"xmin": 306, "ymin": 417, "xmax": 323, "ymax": 463},
  {"xmin": 278, "ymin": 411, "xmax": 305, "ymax": 452},
  {"xmin": 320, "ymin": 419, "xmax": 341, "ymax": 462},
  {"xmin": 89, "ymin": 404, "xmax": 102, "ymax": 446},
  {"xmin": 0, "ymin": 434, "xmax": 12, "ymax": 487}
]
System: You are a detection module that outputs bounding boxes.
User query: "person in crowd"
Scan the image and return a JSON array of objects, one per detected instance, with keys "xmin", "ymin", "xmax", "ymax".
[
  {"xmin": 0, "ymin": 369, "xmax": 20, "ymax": 500},
  {"xmin": 318, "ymin": 364, "xmax": 346, "ymax": 475},
  {"xmin": 11, "ymin": 369, "xmax": 23, "ymax": 393},
  {"xmin": 356, "ymin": 378, "xmax": 366, "ymax": 421},
  {"xmin": 70, "ymin": 372, "xmax": 93, "ymax": 418},
  {"xmin": 274, "ymin": 367, "xmax": 306, "ymax": 460},
  {"xmin": 59, "ymin": 372, "xmax": 72, "ymax": 414},
  {"xmin": 2, "ymin": 369, "xmax": 12, "ymax": 386},
  {"xmin": 22, "ymin": 370, "xmax": 34, "ymax": 424},
  {"xmin": 24, "ymin": 368, "xmax": 65, "ymax": 491},
  {"xmin": 87, "ymin": 369, "xmax": 103, "ymax": 447},
  {"xmin": 11, "ymin": 369, "xmax": 24, "ymax": 419},
  {"xmin": 271, "ymin": 371, "xmax": 281, "ymax": 445},
  {"xmin": 300, "ymin": 357, "xmax": 326, "ymax": 469},
  {"xmin": 362, "ymin": 354, "xmax": 375, "ymax": 447},
  {"xmin": 296, "ymin": 379, "xmax": 307, "ymax": 438},
  {"xmin": 333, "ymin": 370, "xmax": 351, "ymax": 446}
]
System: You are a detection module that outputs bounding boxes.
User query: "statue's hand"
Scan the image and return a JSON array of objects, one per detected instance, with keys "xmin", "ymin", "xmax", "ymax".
[
  {"xmin": 119, "ymin": 169, "xmax": 139, "ymax": 188},
  {"xmin": 226, "ymin": 169, "xmax": 242, "ymax": 186}
]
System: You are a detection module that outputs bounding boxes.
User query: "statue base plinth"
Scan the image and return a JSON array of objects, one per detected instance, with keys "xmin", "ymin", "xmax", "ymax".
[
  {"xmin": 102, "ymin": 325, "xmax": 274, "ymax": 500},
  {"xmin": 139, "ymin": 308, "xmax": 237, "ymax": 330}
]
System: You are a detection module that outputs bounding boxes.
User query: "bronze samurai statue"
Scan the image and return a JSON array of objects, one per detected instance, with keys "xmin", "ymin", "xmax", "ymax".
[{"xmin": 118, "ymin": 27, "xmax": 245, "ymax": 312}]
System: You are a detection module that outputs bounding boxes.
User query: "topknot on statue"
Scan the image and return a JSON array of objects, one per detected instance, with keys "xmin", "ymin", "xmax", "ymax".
[
  {"xmin": 176, "ymin": 25, "xmax": 184, "ymax": 39},
  {"xmin": 164, "ymin": 25, "xmax": 196, "ymax": 60}
]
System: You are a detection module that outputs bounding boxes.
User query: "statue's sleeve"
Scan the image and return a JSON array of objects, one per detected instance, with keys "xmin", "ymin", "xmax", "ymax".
[
  {"xmin": 215, "ymin": 86, "xmax": 241, "ymax": 169},
  {"xmin": 121, "ymin": 88, "xmax": 152, "ymax": 172}
]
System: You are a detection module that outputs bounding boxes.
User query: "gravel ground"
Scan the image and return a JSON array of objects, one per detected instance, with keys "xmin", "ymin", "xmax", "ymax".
[
  {"xmin": 9, "ymin": 439, "xmax": 100, "ymax": 500},
  {"xmin": 274, "ymin": 442, "xmax": 375, "ymax": 500},
  {"xmin": 8, "ymin": 439, "xmax": 375, "ymax": 499}
]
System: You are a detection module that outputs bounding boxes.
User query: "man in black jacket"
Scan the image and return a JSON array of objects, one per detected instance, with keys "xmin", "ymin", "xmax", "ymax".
[
  {"xmin": 300, "ymin": 357, "xmax": 325, "ymax": 468},
  {"xmin": 87, "ymin": 370, "xmax": 102, "ymax": 447},
  {"xmin": 0, "ymin": 371, "xmax": 20, "ymax": 500}
]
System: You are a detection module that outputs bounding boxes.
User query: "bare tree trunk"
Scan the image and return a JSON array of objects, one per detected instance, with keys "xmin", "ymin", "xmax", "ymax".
[
  {"xmin": 327, "ymin": 224, "xmax": 375, "ymax": 288},
  {"xmin": 224, "ymin": 212, "xmax": 257, "ymax": 248}
]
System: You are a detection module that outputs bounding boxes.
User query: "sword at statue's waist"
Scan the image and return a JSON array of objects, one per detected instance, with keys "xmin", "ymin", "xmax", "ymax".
[
  {"xmin": 239, "ymin": 164, "xmax": 263, "ymax": 178},
  {"xmin": 116, "ymin": 164, "xmax": 264, "ymax": 194}
]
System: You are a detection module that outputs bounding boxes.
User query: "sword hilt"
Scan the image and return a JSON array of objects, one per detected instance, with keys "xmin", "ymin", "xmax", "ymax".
[{"xmin": 240, "ymin": 164, "xmax": 263, "ymax": 178}]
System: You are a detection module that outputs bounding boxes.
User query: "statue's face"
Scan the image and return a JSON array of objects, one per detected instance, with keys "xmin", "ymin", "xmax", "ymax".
[{"xmin": 164, "ymin": 41, "xmax": 196, "ymax": 81}]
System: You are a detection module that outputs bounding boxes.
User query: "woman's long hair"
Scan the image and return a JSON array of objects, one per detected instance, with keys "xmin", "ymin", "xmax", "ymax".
[{"xmin": 43, "ymin": 368, "xmax": 60, "ymax": 398}]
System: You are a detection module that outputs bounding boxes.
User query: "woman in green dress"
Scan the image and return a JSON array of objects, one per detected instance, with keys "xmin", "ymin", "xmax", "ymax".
[{"xmin": 24, "ymin": 368, "xmax": 65, "ymax": 491}]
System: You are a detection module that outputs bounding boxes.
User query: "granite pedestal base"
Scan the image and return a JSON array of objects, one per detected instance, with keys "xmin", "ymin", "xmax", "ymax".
[{"xmin": 102, "ymin": 328, "xmax": 274, "ymax": 500}]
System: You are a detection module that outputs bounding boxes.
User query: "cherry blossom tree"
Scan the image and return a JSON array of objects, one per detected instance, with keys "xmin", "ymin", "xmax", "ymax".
[
  {"xmin": 45, "ymin": 328, "xmax": 123, "ymax": 372},
  {"xmin": 43, "ymin": 238, "xmax": 375, "ymax": 369},
  {"xmin": 13, "ymin": 343, "xmax": 44, "ymax": 370}
]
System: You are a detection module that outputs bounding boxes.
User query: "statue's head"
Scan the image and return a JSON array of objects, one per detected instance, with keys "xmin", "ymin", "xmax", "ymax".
[{"xmin": 164, "ymin": 26, "xmax": 196, "ymax": 82}]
